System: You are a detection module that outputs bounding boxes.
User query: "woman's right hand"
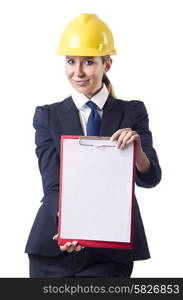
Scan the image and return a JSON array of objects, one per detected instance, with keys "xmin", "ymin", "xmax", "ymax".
[{"xmin": 53, "ymin": 234, "xmax": 84, "ymax": 252}]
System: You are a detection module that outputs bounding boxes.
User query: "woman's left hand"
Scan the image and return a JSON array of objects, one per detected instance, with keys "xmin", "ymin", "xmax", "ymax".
[
  {"xmin": 110, "ymin": 128, "xmax": 151, "ymax": 173},
  {"xmin": 110, "ymin": 128, "xmax": 142, "ymax": 150}
]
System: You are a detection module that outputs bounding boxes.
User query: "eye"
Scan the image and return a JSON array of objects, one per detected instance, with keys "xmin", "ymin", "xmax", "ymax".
[
  {"xmin": 67, "ymin": 59, "xmax": 75, "ymax": 64},
  {"xmin": 85, "ymin": 60, "xmax": 94, "ymax": 65}
]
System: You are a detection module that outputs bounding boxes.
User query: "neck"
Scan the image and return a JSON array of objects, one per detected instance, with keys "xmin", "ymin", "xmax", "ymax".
[{"xmin": 84, "ymin": 84, "xmax": 103, "ymax": 99}]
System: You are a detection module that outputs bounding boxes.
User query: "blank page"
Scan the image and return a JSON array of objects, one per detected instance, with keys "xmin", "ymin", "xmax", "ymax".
[{"xmin": 59, "ymin": 137, "xmax": 134, "ymax": 243}]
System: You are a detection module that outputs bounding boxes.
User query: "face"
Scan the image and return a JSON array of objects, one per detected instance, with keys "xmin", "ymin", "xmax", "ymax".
[{"xmin": 65, "ymin": 56, "xmax": 112, "ymax": 98}]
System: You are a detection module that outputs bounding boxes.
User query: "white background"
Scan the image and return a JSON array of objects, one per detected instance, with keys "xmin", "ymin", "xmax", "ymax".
[{"xmin": 0, "ymin": 0, "xmax": 182, "ymax": 277}]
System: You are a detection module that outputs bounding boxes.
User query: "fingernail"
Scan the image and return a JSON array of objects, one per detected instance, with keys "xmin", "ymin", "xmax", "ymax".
[{"xmin": 72, "ymin": 241, "xmax": 77, "ymax": 246}]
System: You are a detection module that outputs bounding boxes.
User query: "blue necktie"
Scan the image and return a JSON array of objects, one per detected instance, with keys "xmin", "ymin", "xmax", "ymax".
[{"xmin": 86, "ymin": 101, "xmax": 101, "ymax": 136}]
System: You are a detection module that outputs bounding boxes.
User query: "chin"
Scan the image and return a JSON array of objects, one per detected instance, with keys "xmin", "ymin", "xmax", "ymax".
[{"xmin": 74, "ymin": 85, "xmax": 91, "ymax": 94}]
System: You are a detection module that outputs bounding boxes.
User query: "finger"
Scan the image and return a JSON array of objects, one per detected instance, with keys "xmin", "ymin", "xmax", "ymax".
[
  {"xmin": 120, "ymin": 131, "xmax": 136, "ymax": 149},
  {"xmin": 67, "ymin": 241, "xmax": 78, "ymax": 253},
  {"xmin": 60, "ymin": 242, "xmax": 72, "ymax": 251},
  {"xmin": 126, "ymin": 134, "xmax": 139, "ymax": 145},
  {"xmin": 117, "ymin": 130, "xmax": 131, "ymax": 147},
  {"xmin": 116, "ymin": 129, "xmax": 133, "ymax": 148},
  {"xmin": 75, "ymin": 245, "xmax": 82, "ymax": 252},
  {"xmin": 110, "ymin": 128, "xmax": 131, "ymax": 141},
  {"xmin": 111, "ymin": 128, "xmax": 129, "ymax": 141},
  {"xmin": 57, "ymin": 211, "xmax": 59, "ymax": 217},
  {"xmin": 110, "ymin": 129, "xmax": 122, "ymax": 141},
  {"xmin": 52, "ymin": 233, "xmax": 58, "ymax": 240}
]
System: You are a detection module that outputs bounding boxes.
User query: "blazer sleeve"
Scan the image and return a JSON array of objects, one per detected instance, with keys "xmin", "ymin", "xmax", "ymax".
[
  {"xmin": 33, "ymin": 105, "xmax": 59, "ymax": 224},
  {"xmin": 130, "ymin": 100, "xmax": 162, "ymax": 188}
]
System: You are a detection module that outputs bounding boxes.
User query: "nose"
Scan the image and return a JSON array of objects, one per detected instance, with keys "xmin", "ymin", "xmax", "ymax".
[{"xmin": 74, "ymin": 62, "xmax": 85, "ymax": 78}]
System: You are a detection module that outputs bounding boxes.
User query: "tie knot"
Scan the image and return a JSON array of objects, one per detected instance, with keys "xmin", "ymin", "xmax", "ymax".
[{"xmin": 86, "ymin": 100, "xmax": 98, "ymax": 110}]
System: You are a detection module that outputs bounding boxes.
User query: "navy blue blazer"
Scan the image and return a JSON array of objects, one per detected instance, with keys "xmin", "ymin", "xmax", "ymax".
[{"xmin": 25, "ymin": 94, "xmax": 161, "ymax": 262}]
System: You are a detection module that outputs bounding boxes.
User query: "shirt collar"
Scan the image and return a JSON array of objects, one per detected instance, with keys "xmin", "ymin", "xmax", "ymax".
[{"xmin": 71, "ymin": 84, "xmax": 109, "ymax": 110}]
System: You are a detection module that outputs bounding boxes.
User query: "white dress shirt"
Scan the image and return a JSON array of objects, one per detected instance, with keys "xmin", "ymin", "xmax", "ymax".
[{"xmin": 71, "ymin": 84, "xmax": 109, "ymax": 136}]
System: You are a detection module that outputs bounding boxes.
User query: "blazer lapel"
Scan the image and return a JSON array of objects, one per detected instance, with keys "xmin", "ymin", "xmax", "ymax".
[
  {"xmin": 57, "ymin": 94, "xmax": 123, "ymax": 137},
  {"xmin": 57, "ymin": 96, "xmax": 84, "ymax": 135},
  {"xmin": 100, "ymin": 94, "xmax": 123, "ymax": 137}
]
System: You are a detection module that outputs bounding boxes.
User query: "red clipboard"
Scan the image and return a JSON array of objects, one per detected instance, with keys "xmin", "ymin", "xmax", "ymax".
[{"xmin": 58, "ymin": 135, "xmax": 136, "ymax": 249}]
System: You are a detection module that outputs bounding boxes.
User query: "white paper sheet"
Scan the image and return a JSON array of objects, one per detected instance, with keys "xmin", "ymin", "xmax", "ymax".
[{"xmin": 59, "ymin": 137, "xmax": 134, "ymax": 243}]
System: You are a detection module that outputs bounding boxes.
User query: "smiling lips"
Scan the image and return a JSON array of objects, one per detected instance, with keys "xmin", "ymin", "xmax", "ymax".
[{"xmin": 74, "ymin": 79, "xmax": 89, "ymax": 86}]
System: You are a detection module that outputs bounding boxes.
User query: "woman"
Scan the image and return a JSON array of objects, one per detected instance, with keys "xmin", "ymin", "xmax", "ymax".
[{"xmin": 25, "ymin": 13, "xmax": 161, "ymax": 278}]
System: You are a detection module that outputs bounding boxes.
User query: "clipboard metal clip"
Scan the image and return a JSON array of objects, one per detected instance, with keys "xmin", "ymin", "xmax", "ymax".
[{"xmin": 79, "ymin": 136, "xmax": 116, "ymax": 148}]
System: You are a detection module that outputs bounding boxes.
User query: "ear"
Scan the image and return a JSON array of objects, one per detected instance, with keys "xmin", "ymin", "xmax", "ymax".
[{"xmin": 105, "ymin": 57, "xmax": 113, "ymax": 72}]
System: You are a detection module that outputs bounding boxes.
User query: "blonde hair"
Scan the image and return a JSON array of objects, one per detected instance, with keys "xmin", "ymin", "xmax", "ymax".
[{"xmin": 101, "ymin": 56, "xmax": 116, "ymax": 98}]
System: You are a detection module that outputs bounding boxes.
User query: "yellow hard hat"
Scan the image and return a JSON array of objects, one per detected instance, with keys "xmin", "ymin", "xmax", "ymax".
[{"xmin": 56, "ymin": 13, "xmax": 116, "ymax": 56}]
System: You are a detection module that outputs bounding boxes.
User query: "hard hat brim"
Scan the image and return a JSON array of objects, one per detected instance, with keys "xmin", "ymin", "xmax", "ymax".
[{"xmin": 56, "ymin": 48, "xmax": 117, "ymax": 56}]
